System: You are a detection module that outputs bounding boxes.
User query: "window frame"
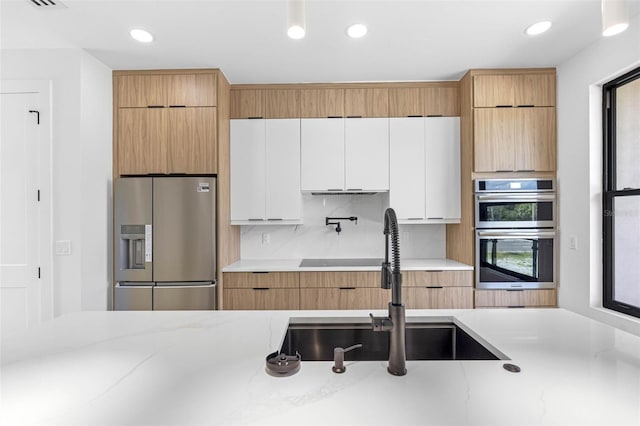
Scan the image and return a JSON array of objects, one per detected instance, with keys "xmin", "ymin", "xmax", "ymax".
[{"xmin": 603, "ymin": 66, "xmax": 640, "ymax": 319}]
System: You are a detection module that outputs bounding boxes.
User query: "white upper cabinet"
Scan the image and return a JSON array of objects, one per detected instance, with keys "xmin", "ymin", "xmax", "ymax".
[
  {"xmin": 230, "ymin": 119, "xmax": 302, "ymax": 224},
  {"xmin": 301, "ymin": 118, "xmax": 390, "ymax": 191},
  {"xmin": 390, "ymin": 118, "xmax": 425, "ymax": 220},
  {"xmin": 425, "ymin": 117, "xmax": 460, "ymax": 221},
  {"xmin": 389, "ymin": 117, "xmax": 461, "ymax": 223},
  {"xmin": 300, "ymin": 118, "xmax": 344, "ymax": 191},
  {"xmin": 345, "ymin": 118, "xmax": 389, "ymax": 191}
]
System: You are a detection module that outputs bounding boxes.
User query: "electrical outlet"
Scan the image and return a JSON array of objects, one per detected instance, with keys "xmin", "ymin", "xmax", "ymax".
[
  {"xmin": 262, "ymin": 233, "xmax": 271, "ymax": 245},
  {"xmin": 55, "ymin": 240, "xmax": 72, "ymax": 256},
  {"xmin": 402, "ymin": 231, "xmax": 410, "ymax": 243},
  {"xmin": 569, "ymin": 235, "xmax": 578, "ymax": 250}
]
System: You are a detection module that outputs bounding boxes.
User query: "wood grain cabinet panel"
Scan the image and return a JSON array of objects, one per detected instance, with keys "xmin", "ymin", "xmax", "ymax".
[
  {"xmin": 117, "ymin": 108, "xmax": 167, "ymax": 174},
  {"xmin": 300, "ymin": 89, "xmax": 344, "ymax": 118},
  {"xmin": 344, "ymin": 88, "xmax": 389, "ymax": 117},
  {"xmin": 300, "ymin": 288, "xmax": 387, "ymax": 310},
  {"xmin": 405, "ymin": 287, "xmax": 473, "ymax": 309},
  {"xmin": 423, "ymin": 86, "xmax": 460, "ymax": 117},
  {"xmin": 515, "ymin": 107, "xmax": 556, "ymax": 172},
  {"xmin": 389, "ymin": 87, "xmax": 422, "ymax": 117},
  {"xmin": 513, "ymin": 74, "xmax": 556, "ymax": 107},
  {"xmin": 117, "ymin": 74, "xmax": 165, "ymax": 107},
  {"xmin": 167, "ymin": 107, "xmax": 217, "ymax": 174},
  {"xmin": 230, "ymin": 89, "xmax": 264, "ymax": 119},
  {"xmin": 474, "ymin": 74, "xmax": 555, "ymax": 107},
  {"xmin": 166, "ymin": 73, "xmax": 217, "ymax": 107},
  {"xmin": 404, "ymin": 270, "xmax": 473, "ymax": 287},
  {"xmin": 473, "ymin": 108, "xmax": 516, "ymax": 172},
  {"xmin": 223, "ymin": 272, "xmax": 300, "ymax": 289},
  {"xmin": 473, "ymin": 75, "xmax": 515, "ymax": 107},
  {"xmin": 475, "ymin": 289, "xmax": 557, "ymax": 308},
  {"xmin": 265, "ymin": 89, "xmax": 300, "ymax": 118},
  {"xmin": 299, "ymin": 271, "xmax": 379, "ymax": 288},
  {"xmin": 223, "ymin": 288, "xmax": 300, "ymax": 310}
]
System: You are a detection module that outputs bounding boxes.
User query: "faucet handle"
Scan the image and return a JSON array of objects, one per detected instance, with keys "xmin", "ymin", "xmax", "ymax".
[
  {"xmin": 332, "ymin": 344, "xmax": 363, "ymax": 373},
  {"xmin": 369, "ymin": 313, "xmax": 393, "ymax": 332}
]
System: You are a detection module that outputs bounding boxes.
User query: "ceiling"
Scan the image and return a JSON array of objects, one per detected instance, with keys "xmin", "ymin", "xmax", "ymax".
[{"xmin": 1, "ymin": 0, "xmax": 639, "ymax": 84}]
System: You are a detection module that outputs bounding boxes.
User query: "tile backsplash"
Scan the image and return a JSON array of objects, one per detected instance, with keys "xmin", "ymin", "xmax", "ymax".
[{"xmin": 240, "ymin": 194, "xmax": 446, "ymax": 259}]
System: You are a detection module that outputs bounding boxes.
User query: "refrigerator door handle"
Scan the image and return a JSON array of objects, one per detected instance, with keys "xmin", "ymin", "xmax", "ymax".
[{"xmin": 154, "ymin": 281, "xmax": 215, "ymax": 288}]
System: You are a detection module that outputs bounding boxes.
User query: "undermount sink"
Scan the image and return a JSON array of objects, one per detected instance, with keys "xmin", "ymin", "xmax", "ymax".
[
  {"xmin": 299, "ymin": 258, "xmax": 383, "ymax": 267},
  {"xmin": 279, "ymin": 317, "xmax": 508, "ymax": 361}
]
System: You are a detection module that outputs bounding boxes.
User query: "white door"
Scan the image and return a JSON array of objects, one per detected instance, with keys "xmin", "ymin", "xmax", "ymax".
[
  {"xmin": 389, "ymin": 117, "xmax": 426, "ymax": 220},
  {"xmin": 425, "ymin": 117, "xmax": 461, "ymax": 220},
  {"xmin": 300, "ymin": 118, "xmax": 344, "ymax": 191},
  {"xmin": 1, "ymin": 83, "xmax": 51, "ymax": 337},
  {"xmin": 230, "ymin": 119, "xmax": 266, "ymax": 221},
  {"xmin": 265, "ymin": 119, "xmax": 301, "ymax": 220},
  {"xmin": 345, "ymin": 118, "xmax": 389, "ymax": 191}
]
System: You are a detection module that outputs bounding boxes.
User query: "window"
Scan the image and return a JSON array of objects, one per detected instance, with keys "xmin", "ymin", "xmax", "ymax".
[{"xmin": 603, "ymin": 66, "xmax": 640, "ymax": 319}]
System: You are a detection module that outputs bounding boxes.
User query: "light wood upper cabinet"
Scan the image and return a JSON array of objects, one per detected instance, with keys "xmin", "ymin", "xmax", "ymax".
[
  {"xmin": 167, "ymin": 107, "xmax": 217, "ymax": 174},
  {"xmin": 117, "ymin": 73, "xmax": 216, "ymax": 107},
  {"xmin": 344, "ymin": 88, "xmax": 389, "ymax": 117},
  {"xmin": 300, "ymin": 89, "xmax": 344, "ymax": 118},
  {"xmin": 265, "ymin": 89, "xmax": 300, "ymax": 118},
  {"xmin": 117, "ymin": 108, "xmax": 167, "ymax": 174},
  {"xmin": 389, "ymin": 87, "xmax": 422, "ymax": 117},
  {"xmin": 230, "ymin": 89, "xmax": 264, "ymax": 119},
  {"xmin": 474, "ymin": 107, "xmax": 555, "ymax": 172},
  {"xmin": 474, "ymin": 74, "xmax": 555, "ymax": 107},
  {"xmin": 423, "ymin": 86, "xmax": 460, "ymax": 116}
]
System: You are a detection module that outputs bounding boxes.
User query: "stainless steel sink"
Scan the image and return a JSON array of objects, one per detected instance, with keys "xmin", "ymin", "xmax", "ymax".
[
  {"xmin": 299, "ymin": 258, "xmax": 383, "ymax": 267},
  {"xmin": 279, "ymin": 317, "xmax": 508, "ymax": 361}
]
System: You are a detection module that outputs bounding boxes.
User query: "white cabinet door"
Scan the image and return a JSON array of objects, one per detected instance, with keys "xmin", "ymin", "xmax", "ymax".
[
  {"xmin": 265, "ymin": 119, "xmax": 301, "ymax": 220},
  {"xmin": 230, "ymin": 119, "xmax": 266, "ymax": 221},
  {"xmin": 425, "ymin": 117, "xmax": 460, "ymax": 220},
  {"xmin": 300, "ymin": 118, "xmax": 344, "ymax": 191},
  {"xmin": 345, "ymin": 118, "xmax": 389, "ymax": 191},
  {"xmin": 389, "ymin": 118, "xmax": 425, "ymax": 220},
  {"xmin": 425, "ymin": 117, "xmax": 461, "ymax": 220}
]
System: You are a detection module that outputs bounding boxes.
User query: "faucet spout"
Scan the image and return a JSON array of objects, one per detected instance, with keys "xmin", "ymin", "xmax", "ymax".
[{"xmin": 371, "ymin": 207, "xmax": 406, "ymax": 376}]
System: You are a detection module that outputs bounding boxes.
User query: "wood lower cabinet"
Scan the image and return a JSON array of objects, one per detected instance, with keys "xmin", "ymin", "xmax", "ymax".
[
  {"xmin": 475, "ymin": 289, "xmax": 557, "ymax": 308},
  {"xmin": 223, "ymin": 272, "xmax": 300, "ymax": 310},
  {"xmin": 299, "ymin": 271, "xmax": 387, "ymax": 310},
  {"xmin": 403, "ymin": 270, "xmax": 473, "ymax": 308},
  {"xmin": 405, "ymin": 287, "xmax": 473, "ymax": 309}
]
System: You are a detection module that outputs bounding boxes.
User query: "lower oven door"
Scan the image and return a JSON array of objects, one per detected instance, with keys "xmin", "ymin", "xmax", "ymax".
[{"xmin": 476, "ymin": 230, "xmax": 556, "ymax": 289}]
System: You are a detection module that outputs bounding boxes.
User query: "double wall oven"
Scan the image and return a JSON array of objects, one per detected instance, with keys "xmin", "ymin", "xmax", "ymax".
[{"xmin": 475, "ymin": 178, "xmax": 556, "ymax": 290}]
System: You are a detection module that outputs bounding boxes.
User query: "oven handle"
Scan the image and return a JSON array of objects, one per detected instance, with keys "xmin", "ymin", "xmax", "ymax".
[
  {"xmin": 476, "ymin": 194, "xmax": 556, "ymax": 202},
  {"xmin": 477, "ymin": 230, "xmax": 556, "ymax": 238}
]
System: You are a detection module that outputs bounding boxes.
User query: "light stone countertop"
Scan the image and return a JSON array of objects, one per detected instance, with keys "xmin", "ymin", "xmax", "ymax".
[
  {"xmin": 222, "ymin": 258, "xmax": 473, "ymax": 272},
  {"xmin": 1, "ymin": 308, "xmax": 639, "ymax": 426}
]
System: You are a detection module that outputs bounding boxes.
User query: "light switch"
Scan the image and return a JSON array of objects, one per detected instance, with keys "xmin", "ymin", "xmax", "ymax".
[
  {"xmin": 569, "ymin": 235, "xmax": 578, "ymax": 250},
  {"xmin": 55, "ymin": 240, "xmax": 72, "ymax": 256},
  {"xmin": 262, "ymin": 233, "xmax": 271, "ymax": 245}
]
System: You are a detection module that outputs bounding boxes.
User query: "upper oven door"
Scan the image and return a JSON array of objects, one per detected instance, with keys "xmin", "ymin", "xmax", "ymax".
[
  {"xmin": 475, "ymin": 193, "xmax": 555, "ymax": 229},
  {"xmin": 476, "ymin": 229, "xmax": 556, "ymax": 289}
]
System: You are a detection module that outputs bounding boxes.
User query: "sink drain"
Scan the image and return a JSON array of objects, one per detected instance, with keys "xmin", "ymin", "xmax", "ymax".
[{"xmin": 503, "ymin": 363, "xmax": 521, "ymax": 373}]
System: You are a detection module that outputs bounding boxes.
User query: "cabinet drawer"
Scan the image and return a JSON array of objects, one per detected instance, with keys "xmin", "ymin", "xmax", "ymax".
[
  {"xmin": 223, "ymin": 288, "xmax": 299, "ymax": 310},
  {"xmin": 405, "ymin": 287, "xmax": 473, "ymax": 309},
  {"xmin": 223, "ymin": 272, "xmax": 300, "ymax": 289},
  {"xmin": 475, "ymin": 289, "xmax": 557, "ymax": 308},
  {"xmin": 404, "ymin": 270, "xmax": 472, "ymax": 287},
  {"xmin": 299, "ymin": 271, "xmax": 380, "ymax": 288},
  {"xmin": 300, "ymin": 288, "xmax": 387, "ymax": 310}
]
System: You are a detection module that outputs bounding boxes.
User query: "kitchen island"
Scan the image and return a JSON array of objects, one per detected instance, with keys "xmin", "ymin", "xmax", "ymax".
[{"xmin": 1, "ymin": 308, "xmax": 639, "ymax": 425}]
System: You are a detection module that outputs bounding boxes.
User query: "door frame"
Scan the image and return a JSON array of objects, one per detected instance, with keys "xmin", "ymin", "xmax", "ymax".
[{"xmin": 1, "ymin": 80, "xmax": 53, "ymax": 323}]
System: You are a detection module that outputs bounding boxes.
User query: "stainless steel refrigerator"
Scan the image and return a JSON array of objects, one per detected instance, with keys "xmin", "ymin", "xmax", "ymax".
[{"xmin": 114, "ymin": 177, "xmax": 216, "ymax": 310}]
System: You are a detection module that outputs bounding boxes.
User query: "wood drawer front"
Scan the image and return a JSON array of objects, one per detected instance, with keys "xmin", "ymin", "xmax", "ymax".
[
  {"xmin": 405, "ymin": 287, "xmax": 473, "ymax": 309},
  {"xmin": 300, "ymin": 288, "xmax": 387, "ymax": 310},
  {"xmin": 223, "ymin": 272, "xmax": 300, "ymax": 289},
  {"xmin": 299, "ymin": 271, "xmax": 380, "ymax": 288},
  {"xmin": 475, "ymin": 289, "xmax": 557, "ymax": 308},
  {"xmin": 404, "ymin": 270, "xmax": 473, "ymax": 287},
  {"xmin": 223, "ymin": 288, "xmax": 299, "ymax": 310}
]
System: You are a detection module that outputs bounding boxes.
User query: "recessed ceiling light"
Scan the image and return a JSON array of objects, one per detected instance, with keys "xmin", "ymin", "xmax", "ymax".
[
  {"xmin": 347, "ymin": 23, "xmax": 368, "ymax": 38},
  {"xmin": 130, "ymin": 28, "xmax": 153, "ymax": 43},
  {"xmin": 524, "ymin": 21, "xmax": 552, "ymax": 36}
]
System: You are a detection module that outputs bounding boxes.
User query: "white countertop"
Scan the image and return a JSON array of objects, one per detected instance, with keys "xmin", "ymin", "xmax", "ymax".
[
  {"xmin": 222, "ymin": 258, "xmax": 473, "ymax": 272},
  {"xmin": 2, "ymin": 308, "xmax": 639, "ymax": 426}
]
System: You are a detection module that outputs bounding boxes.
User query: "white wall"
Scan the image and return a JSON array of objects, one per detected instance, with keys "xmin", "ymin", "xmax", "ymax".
[
  {"xmin": 241, "ymin": 193, "xmax": 446, "ymax": 259},
  {"xmin": 0, "ymin": 48, "xmax": 112, "ymax": 315},
  {"xmin": 557, "ymin": 15, "xmax": 640, "ymax": 336}
]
